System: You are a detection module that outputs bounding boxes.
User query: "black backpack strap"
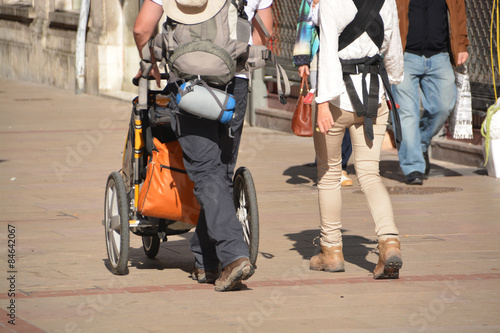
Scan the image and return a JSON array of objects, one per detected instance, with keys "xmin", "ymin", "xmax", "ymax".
[
  {"xmin": 341, "ymin": 56, "xmax": 382, "ymax": 142},
  {"xmin": 341, "ymin": 55, "xmax": 402, "ymax": 149},
  {"xmin": 338, "ymin": 0, "xmax": 385, "ymax": 51},
  {"xmin": 378, "ymin": 65, "xmax": 402, "ymax": 149},
  {"xmin": 232, "ymin": 0, "xmax": 248, "ymax": 19}
]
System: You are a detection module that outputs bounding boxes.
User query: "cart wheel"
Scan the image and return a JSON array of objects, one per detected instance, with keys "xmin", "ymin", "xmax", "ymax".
[
  {"xmin": 104, "ymin": 172, "xmax": 130, "ymax": 275},
  {"xmin": 233, "ymin": 166, "xmax": 259, "ymax": 266},
  {"xmin": 142, "ymin": 235, "xmax": 161, "ymax": 258}
]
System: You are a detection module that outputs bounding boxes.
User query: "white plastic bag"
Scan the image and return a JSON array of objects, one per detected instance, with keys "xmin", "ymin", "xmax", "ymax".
[
  {"xmin": 450, "ymin": 65, "xmax": 474, "ymax": 140},
  {"xmin": 482, "ymin": 98, "xmax": 500, "ymax": 177}
]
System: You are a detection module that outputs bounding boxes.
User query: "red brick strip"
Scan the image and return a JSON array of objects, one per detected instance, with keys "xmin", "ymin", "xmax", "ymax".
[{"xmin": 2, "ymin": 273, "xmax": 498, "ymax": 300}]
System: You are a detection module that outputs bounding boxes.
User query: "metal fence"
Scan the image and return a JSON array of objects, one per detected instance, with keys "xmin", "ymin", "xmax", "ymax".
[{"xmin": 466, "ymin": 0, "xmax": 499, "ymax": 116}]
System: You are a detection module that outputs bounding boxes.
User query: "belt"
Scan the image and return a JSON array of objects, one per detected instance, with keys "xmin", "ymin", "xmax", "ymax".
[{"xmin": 342, "ymin": 63, "xmax": 367, "ymax": 75}]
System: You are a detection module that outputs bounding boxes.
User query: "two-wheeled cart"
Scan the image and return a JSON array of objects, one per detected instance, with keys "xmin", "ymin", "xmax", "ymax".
[{"xmin": 103, "ymin": 76, "xmax": 259, "ymax": 275}]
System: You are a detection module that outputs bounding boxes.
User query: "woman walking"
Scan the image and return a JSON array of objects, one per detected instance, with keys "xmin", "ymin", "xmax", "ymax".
[{"xmin": 310, "ymin": 0, "xmax": 404, "ymax": 279}]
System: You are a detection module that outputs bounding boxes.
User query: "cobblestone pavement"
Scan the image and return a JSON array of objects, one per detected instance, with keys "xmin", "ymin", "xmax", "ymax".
[{"xmin": 1, "ymin": 78, "xmax": 499, "ymax": 333}]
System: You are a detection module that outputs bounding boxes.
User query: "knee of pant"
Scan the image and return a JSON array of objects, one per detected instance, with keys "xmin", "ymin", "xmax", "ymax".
[
  {"xmin": 430, "ymin": 89, "xmax": 457, "ymax": 116},
  {"xmin": 356, "ymin": 169, "xmax": 381, "ymax": 188},
  {"xmin": 192, "ymin": 173, "xmax": 226, "ymax": 195},
  {"xmin": 317, "ymin": 169, "xmax": 342, "ymax": 188}
]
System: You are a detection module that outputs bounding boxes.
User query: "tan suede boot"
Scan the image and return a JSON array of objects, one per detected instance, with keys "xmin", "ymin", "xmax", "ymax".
[
  {"xmin": 310, "ymin": 245, "xmax": 345, "ymax": 272},
  {"xmin": 373, "ymin": 238, "xmax": 402, "ymax": 279},
  {"xmin": 214, "ymin": 258, "xmax": 254, "ymax": 292}
]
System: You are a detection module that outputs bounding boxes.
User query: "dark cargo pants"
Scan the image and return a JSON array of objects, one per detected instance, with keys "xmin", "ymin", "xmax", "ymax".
[{"xmin": 176, "ymin": 77, "xmax": 250, "ymax": 270}]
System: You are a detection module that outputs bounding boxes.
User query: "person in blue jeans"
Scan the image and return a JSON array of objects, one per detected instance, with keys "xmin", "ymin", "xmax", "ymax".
[{"xmin": 392, "ymin": 0, "xmax": 469, "ymax": 185}]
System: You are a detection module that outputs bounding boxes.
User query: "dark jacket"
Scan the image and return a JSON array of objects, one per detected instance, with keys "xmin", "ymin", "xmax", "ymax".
[{"xmin": 396, "ymin": 0, "xmax": 469, "ymax": 66}]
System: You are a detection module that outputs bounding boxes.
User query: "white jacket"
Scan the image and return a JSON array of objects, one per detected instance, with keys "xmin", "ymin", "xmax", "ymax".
[{"xmin": 315, "ymin": 0, "xmax": 404, "ymax": 112}]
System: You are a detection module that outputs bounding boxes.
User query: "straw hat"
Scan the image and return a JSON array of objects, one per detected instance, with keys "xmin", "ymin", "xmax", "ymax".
[{"xmin": 164, "ymin": 0, "xmax": 226, "ymax": 25}]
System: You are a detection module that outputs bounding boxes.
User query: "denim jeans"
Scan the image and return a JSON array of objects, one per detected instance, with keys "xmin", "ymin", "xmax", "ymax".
[{"xmin": 392, "ymin": 52, "xmax": 457, "ymax": 176}]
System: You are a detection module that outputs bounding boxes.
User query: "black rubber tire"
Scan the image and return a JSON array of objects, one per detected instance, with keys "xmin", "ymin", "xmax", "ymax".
[
  {"xmin": 104, "ymin": 172, "xmax": 130, "ymax": 275},
  {"xmin": 142, "ymin": 235, "xmax": 161, "ymax": 258},
  {"xmin": 233, "ymin": 166, "xmax": 259, "ymax": 266}
]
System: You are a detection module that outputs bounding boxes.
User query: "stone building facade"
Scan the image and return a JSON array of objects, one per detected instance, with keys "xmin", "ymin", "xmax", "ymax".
[{"xmin": 0, "ymin": 0, "xmax": 144, "ymax": 96}]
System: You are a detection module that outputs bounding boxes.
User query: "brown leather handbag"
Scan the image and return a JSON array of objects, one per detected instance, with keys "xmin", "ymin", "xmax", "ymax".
[
  {"xmin": 291, "ymin": 76, "xmax": 313, "ymax": 137},
  {"xmin": 138, "ymin": 138, "xmax": 200, "ymax": 225}
]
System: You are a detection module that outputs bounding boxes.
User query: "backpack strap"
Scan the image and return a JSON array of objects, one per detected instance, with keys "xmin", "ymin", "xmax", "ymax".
[
  {"xmin": 232, "ymin": 0, "xmax": 248, "ymax": 20},
  {"xmin": 341, "ymin": 56, "xmax": 381, "ymax": 142},
  {"xmin": 337, "ymin": 0, "xmax": 402, "ymax": 148},
  {"xmin": 379, "ymin": 65, "xmax": 402, "ymax": 149},
  {"xmin": 138, "ymin": 41, "xmax": 154, "ymax": 112},
  {"xmin": 341, "ymin": 55, "xmax": 402, "ymax": 149},
  {"xmin": 253, "ymin": 12, "xmax": 271, "ymax": 39},
  {"xmin": 251, "ymin": 12, "xmax": 290, "ymax": 104},
  {"xmin": 338, "ymin": 0, "xmax": 385, "ymax": 51}
]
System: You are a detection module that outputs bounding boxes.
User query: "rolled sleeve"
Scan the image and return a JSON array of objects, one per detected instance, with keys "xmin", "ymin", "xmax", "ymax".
[
  {"xmin": 315, "ymin": 1, "xmax": 345, "ymax": 104},
  {"xmin": 382, "ymin": 0, "xmax": 404, "ymax": 85}
]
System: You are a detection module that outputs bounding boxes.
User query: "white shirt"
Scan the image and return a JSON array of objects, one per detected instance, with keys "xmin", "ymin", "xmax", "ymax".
[{"xmin": 315, "ymin": 0, "xmax": 404, "ymax": 112}]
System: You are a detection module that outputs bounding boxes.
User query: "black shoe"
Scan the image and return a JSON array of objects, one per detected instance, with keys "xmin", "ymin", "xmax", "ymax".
[
  {"xmin": 405, "ymin": 171, "xmax": 423, "ymax": 185},
  {"xmin": 423, "ymin": 151, "xmax": 430, "ymax": 175}
]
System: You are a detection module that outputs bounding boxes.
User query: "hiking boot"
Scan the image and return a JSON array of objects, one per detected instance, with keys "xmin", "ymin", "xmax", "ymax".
[
  {"xmin": 405, "ymin": 171, "xmax": 423, "ymax": 185},
  {"xmin": 303, "ymin": 91, "xmax": 314, "ymax": 105},
  {"xmin": 214, "ymin": 258, "xmax": 254, "ymax": 292},
  {"xmin": 191, "ymin": 267, "xmax": 218, "ymax": 284},
  {"xmin": 341, "ymin": 170, "xmax": 353, "ymax": 187},
  {"xmin": 310, "ymin": 245, "xmax": 345, "ymax": 272},
  {"xmin": 373, "ymin": 238, "xmax": 402, "ymax": 279}
]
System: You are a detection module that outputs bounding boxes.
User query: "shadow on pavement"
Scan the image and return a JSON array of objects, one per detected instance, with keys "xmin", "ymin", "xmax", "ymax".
[
  {"xmin": 380, "ymin": 159, "xmax": 459, "ymax": 181},
  {"xmin": 103, "ymin": 234, "xmax": 194, "ymax": 275},
  {"xmin": 283, "ymin": 158, "xmax": 486, "ymax": 187},
  {"xmin": 284, "ymin": 229, "xmax": 378, "ymax": 274},
  {"xmin": 283, "ymin": 163, "xmax": 317, "ymax": 185}
]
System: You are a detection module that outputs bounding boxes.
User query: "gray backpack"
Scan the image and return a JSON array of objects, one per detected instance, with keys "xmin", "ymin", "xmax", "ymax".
[
  {"xmin": 141, "ymin": 0, "xmax": 289, "ymax": 122},
  {"xmin": 162, "ymin": 0, "xmax": 248, "ymax": 86}
]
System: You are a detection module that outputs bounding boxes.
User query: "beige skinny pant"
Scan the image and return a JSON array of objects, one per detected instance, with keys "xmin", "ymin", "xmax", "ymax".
[{"xmin": 313, "ymin": 100, "xmax": 399, "ymax": 247}]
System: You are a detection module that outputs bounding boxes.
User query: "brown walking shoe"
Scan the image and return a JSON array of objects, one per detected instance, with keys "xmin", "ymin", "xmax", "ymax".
[
  {"xmin": 373, "ymin": 238, "xmax": 402, "ymax": 279},
  {"xmin": 191, "ymin": 267, "xmax": 218, "ymax": 284},
  {"xmin": 310, "ymin": 245, "xmax": 345, "ymax": 272},
  {"xmin": 214, "ymin": 258, "xmax": 254, "ymax": 292}
]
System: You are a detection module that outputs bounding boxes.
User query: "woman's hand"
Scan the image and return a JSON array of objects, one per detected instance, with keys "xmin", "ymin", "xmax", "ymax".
[
  {"xmin": 298, "ymin": 65, "xmax": 310, "ymax": 78},
  {"xmin": 316, "ymin": 102, "xmax": 334, "ymax": 134}
]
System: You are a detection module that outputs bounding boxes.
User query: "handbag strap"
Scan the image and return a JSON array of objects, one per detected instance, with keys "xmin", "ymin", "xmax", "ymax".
[{"xmin": 299, "ymin": 76, "xmax": 310, "ymax": 96}]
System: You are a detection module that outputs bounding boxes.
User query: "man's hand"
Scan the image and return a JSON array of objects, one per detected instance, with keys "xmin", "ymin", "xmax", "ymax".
[
  {"xmin": 298, "ymin": 65, "xmax": 310, "ymax": 78},
  {"xmin": 316, "ymin": 102, "xmax": 334, "ymax": 134},
  {"xmin": 456, "ymin": 52, "xmax": 469, "ymax": 66},
  {"xmin": 134, "ymin": 62, "xmax": 161, "ymax": 88}
]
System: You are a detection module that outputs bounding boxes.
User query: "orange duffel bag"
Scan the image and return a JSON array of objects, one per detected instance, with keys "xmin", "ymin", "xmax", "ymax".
[{"xmin": 138, "ymin": 137, "xmax": 200, "ymax": 225}]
